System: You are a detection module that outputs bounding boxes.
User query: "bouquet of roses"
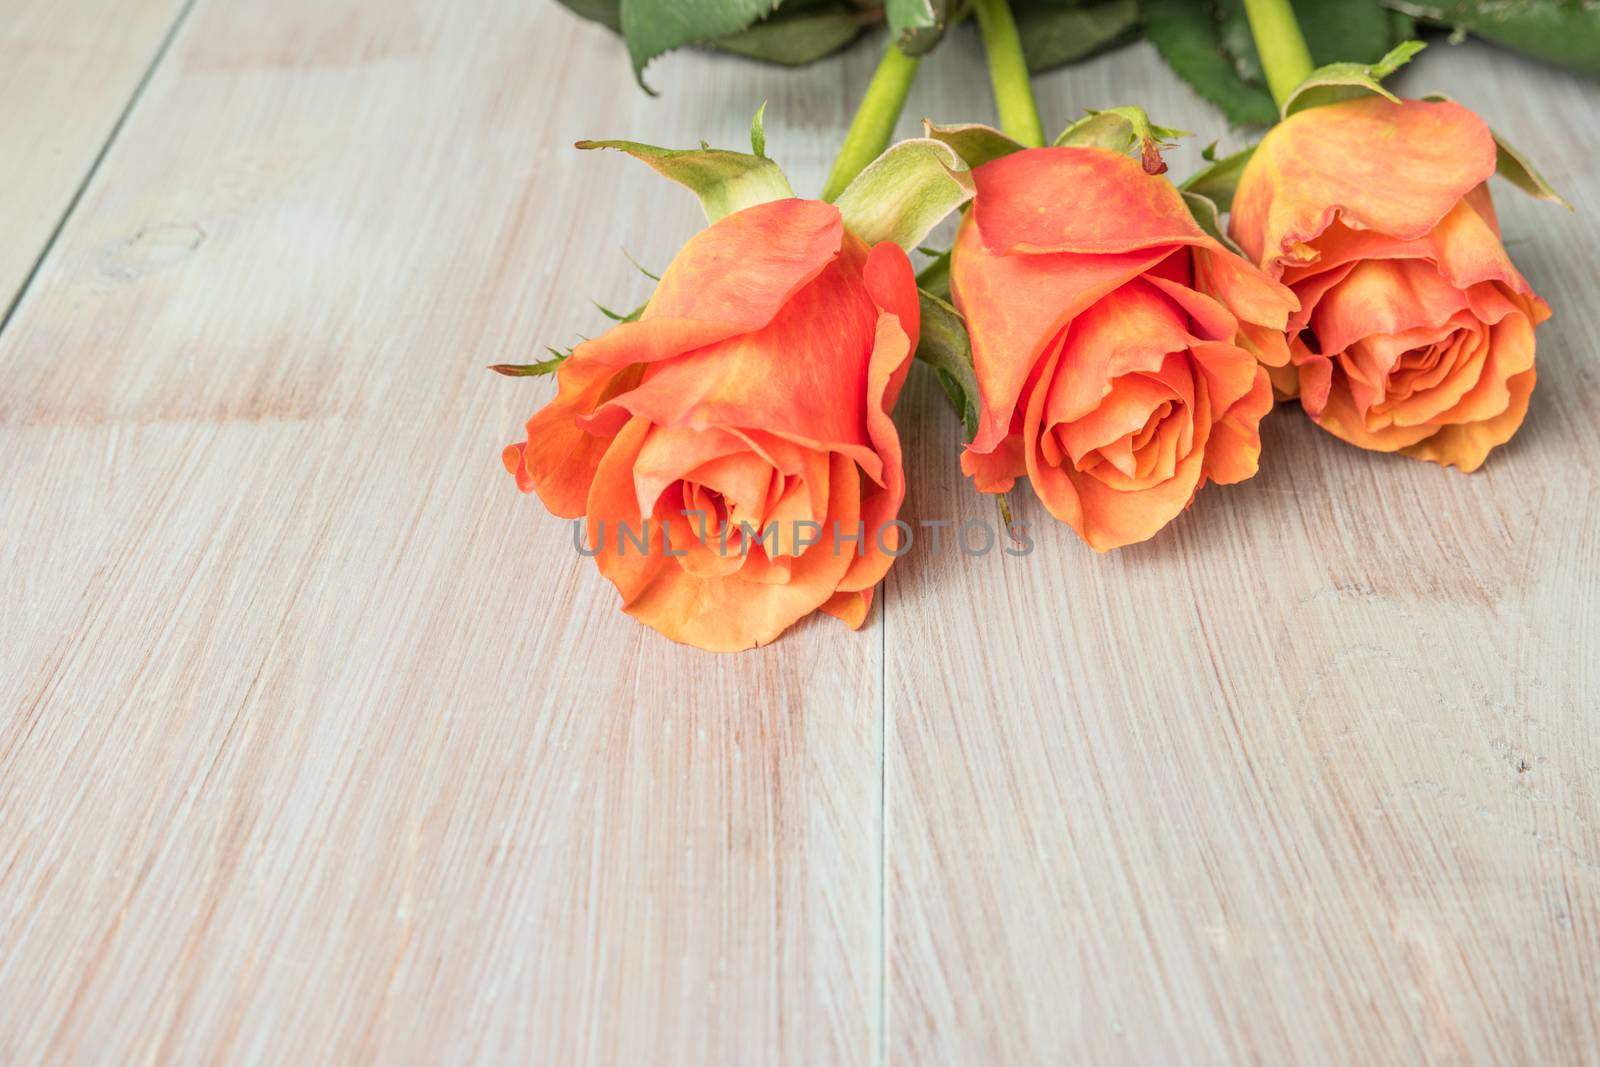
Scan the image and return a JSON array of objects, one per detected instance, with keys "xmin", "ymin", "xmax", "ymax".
[{"xmin": 497, "ymin": 0, "xmax": 1566, "ymax": 651}]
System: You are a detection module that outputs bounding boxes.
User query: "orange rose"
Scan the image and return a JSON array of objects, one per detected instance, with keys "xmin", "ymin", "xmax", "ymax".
[
  {"xmin": 953, "ymin": 146, "xmax": 1298, "ymax": 551},
  {"xmin": 1230, "ymin": 96, "xmax": 1551, "ymax": 471},
  {"xmin": 503, "ymin": 198, "xmax": 918, "ymax": 652}
]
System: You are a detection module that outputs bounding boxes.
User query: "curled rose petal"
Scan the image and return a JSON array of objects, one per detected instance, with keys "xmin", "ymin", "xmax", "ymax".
[
  {"xmin": 952, "ymin": 146, "xmax": 1296, "ymax": 551},
  {"xmin": 502, "ymin": 197, "xmax": 918, "ymax": 651},
  {"xmin": 1230, "ymin": 96, "xmax": 1551, "ymax": 470}
]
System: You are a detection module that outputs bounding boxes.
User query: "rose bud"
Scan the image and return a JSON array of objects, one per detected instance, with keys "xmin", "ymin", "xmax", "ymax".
[
  {"xmin": 503, "ymin": 198, "xmax": 918, "ymax": 652},
  {"xmin": 952, "ymin": 146, "xmax": 1298, "ymax": 551},
  {"xmin": 1229, "ymin": 96, "xmax": 1551, "ymax": 471}
]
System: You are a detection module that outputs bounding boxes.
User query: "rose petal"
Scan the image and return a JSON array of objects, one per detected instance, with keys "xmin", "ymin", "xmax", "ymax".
[
  {"xmin": 508, "ymin": 362, "xmax": 647, "ymax": 516},
  {"xmin": 1205, "ymin": 366, "xmax": 1273, "ymax": 485},
  {"xmin": 1280, "ymin": 192, "xmax": 1533, "ymax": 296},
  {"xmin": 594, "ymin": 236, "xmax": 883, "ymax": 481},
  {"xmin": 1428, "ymin": 304, "xmax": 1536, "ymax": 427},
  {"xmin": 819, "ymin": 588, "xmax": 872, "ymax": 629},
  {"xmin": 631, "ymin": 424, "xmax": 749, "ymax": 516},
  {"xmin": 1311, "ymin": 259, "xmax": 1471, "ymax": 358},
  {"xmin": 604, "ymin": 451, "xmax": 864, "ymax": 652},
  {"xmin": 1231, "ymin": 97, "xmax": 1497, "ymax": 276},
  {"xmin": 1402, "ymin": 367, "xmax": 1536, "ymax": 472},
  {"xmin": 972, "ymin": 147, "xmax": 1204, "ymax": 255},
  {"xmin": 840, "ymin": 250, "xmax": 917, "ymax": 594},
  {"xmin": 952, "ymin": 209, "xmax": 1172, "ymax": 454},
  {"xmin": 1042, "ymin": 278, "xmax": 1194, "ymax": 427},
  {"xmin": 960, "ymin": 435, "xmax": 1026, "ymax": 493}
]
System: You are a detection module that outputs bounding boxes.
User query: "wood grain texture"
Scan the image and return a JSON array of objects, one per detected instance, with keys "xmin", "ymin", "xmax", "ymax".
[
  {"xmin": 0, "ymin": 3, "xmax": 885, "ymax": 1063},
  {"xmin": 887, "ymin": 39, "xmax": 1600, "ymax": 1066},
  {"xmin": 0, "ymin": 0, "xmax": 192, "ymax": 316},
  {"xmin": 0, "ymin": 1, "xmax": 1597, "ymax": 1063}
]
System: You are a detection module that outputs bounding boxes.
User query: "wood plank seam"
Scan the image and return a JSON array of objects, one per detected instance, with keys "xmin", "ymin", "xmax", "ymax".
[{"xmin": 0, "ymin": 0, "xmax": 204, "ymax": 342}]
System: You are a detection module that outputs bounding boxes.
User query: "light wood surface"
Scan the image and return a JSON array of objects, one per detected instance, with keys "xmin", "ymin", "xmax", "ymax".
[
  {"xmin": 0, "ymin": 0, "xmax": 192, "ymax": 319},
  {"xmin": 1, "ymin": 1, "xmax": 1596, "ymax": 1063}
]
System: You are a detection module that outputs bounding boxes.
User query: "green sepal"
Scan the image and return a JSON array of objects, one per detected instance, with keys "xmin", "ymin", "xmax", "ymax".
[
  {"xmin": 623, "ymin": 249, "xmax": 661, "ymax": 281},
  {"xmin": 1416, "ymin": 93, "xmax": 1571, "ymax": 209},
  {"xmin": 1054, "ymin": 106, "xmax": 1190, "ymax": 151},
  {"xmin": 921, "ymin": 120, "xmax": 1027, "ymax": 169},
  {"xmin": 833, "ymin": 138, "xmax": 974, "ymax": 251},
  {"xmin": 1180, "ymin": 191, "xmax": 1242, "ymax": 253},
  {"xmin": 1282, "ymin": 40, "xmax": 1426, "ymax": 116},
  {"xmin": 575, "ymin": 132, "xmax": 794, "ymax": 224},
  {"xmin": 493, "ymin": 301, "xmax": 646, "ymax": 378},
  {"xmin": 1179, "ymin": 143, "xmax": 1255, "ymax": 215},
  {"xmin": 1054, "ymin": 107, "xmax": 1189, "ymax": 174},
  {"xmin": 915, "ymin": 249, "xmax": 951, "ymax": 302},
  {"xmin": 1490, "ymin": 130, "xmax": 1572, "ymax": 209},
  {"xmin": 491, "ymin": 349, "xmax": 570, "ymax": 377},
  {"xmin": 750, "ymin": 101, "xmax": 768, "ymax": 157},
  {"xmin": 888, "ymin": 0, "xmax": 958, "ymax": 56},
  {"xmin": 915, "ymin": 289, "xmax": 979, "ymax": 441}
]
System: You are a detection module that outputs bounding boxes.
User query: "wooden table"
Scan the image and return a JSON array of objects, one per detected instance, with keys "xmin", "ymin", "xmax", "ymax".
[{"xmin": 3, "ymin": 2, "xmax": 1597, "ymax": 1062}]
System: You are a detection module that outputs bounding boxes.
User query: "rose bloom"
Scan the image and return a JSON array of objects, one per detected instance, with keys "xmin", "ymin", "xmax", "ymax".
[
  {"xmin": 503, "ymin": 198, "xmax": 917, "ymax": 652},
  {"xmin": 1230, "ymin": 96, "xmax": 1551, "ymax": 470},
  {"xmin": 953, "ymin": 146, "xmax": 1298, "ymax": 551}
]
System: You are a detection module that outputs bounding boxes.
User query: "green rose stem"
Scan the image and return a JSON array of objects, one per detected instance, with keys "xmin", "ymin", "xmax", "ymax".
[
  {"xmin": 821, "ymin": 41, "xmax": 921, "ymax": 202},
  {"xmin": 1242, "ymin": 0, "xmax": 1315, "ymax": 111},
  {"xmin": 971, "ymin": 0, "xmax": 1045, "ymax": 148}
]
